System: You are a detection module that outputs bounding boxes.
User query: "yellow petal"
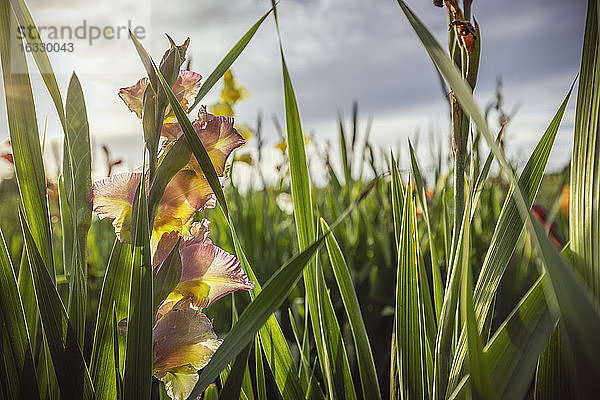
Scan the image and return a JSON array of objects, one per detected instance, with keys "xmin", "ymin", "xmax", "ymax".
[{"xmin": 159, "ymin": 370, "xmax": 199, "ymax": 400}]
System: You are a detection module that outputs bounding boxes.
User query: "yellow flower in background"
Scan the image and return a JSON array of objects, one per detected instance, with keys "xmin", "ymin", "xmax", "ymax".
[
  {"xmin": 234, "ymin": 152, "xmax": 254, "ymax": 166},
  {"xmin": 275, "ymin": 140, "xmax": 287, "ymax": 154},
  {"xmin": 235, "ymin": 123, "xmax": 255, "ymax": 140},
  {"xmin": 208, "ymin": 69, "xmax": 249, "ymax": 118},
  {"xmin": 275, "ymin": 132, "xmax": 311, "ymax": 155},
  {"xmin": 220, "ymin": 69, "xmax": 249, "ymax": 104},
  {"xmin": 208, "ymin": 70, "xmax": 255, "ymax": 148},
  {"xmin": 209, "ymin": 102, "xmax": 234, "ymax": 118}
]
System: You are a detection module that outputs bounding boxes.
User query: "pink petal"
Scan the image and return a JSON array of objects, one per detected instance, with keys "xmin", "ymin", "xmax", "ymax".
[
  {"xmin": 173, "ymin": 219, "xmax": 253, "ymax": 308},
  {"xmin": 153, "ymin": 299, "xmax": 221, "ymax": 375},
  {"xmin": 172, "ymin": 70, "xmax": 202, "ymax": 113},
  {"xmin": 91, "ymin": 161, "xmax": 216, "ymax": 244},
  {"xmin": 192, "ymin": 106, "xmax": 246, "ymax": 176},
  {"xmin": 159, "ymin": 71, "xmax": 202, "ymax": 144},
  {"xmin": 118, "ymin": 70, "xmax": 200, "ymax": 126},
  {"xmin": 160, "ymin": 122, "xmax": 184, "ymax": 143},
  {"xmin": 160, "ymin": 106, "xmax": 246, "ymax": 173},
  {"xmin": 89, "ymin": 172, "xmax": 142, "ymax": 242},
  {"xmin": 153, "ymin": 231, "xmax": 180, "ymax": 268},
  {"xmin": 118, "ymin": 78, "xmax": 148, "ymax": 118},
  {"xmin": 152, "ymin": 167, "xmax": 217, "ymax": 244}
]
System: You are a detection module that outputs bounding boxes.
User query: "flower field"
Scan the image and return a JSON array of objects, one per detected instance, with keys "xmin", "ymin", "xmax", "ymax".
[{"xmin": 0, "ymin": 0, "xmax": 599, "ymax": 399}]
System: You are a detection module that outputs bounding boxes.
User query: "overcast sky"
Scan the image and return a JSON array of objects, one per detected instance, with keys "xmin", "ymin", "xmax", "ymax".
[{"xmin": 0, "ymin": 0, "xmax": 588, "ymax": 181}]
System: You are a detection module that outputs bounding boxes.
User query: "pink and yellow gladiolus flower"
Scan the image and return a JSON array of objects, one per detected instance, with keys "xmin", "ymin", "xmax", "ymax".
[{"xmin": 91, "ymin": 66, "xmax": 252, "ymax": 400}]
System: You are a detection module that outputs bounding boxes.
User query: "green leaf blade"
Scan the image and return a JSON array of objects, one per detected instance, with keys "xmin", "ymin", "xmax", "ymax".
[
  {"xmin": 90, "ymin": 239, "xmax": 133, "ymax": 399},
  {"xmin": 394, "ymin": 181, "xmax": 427, "ymax": 399},
  {"xmin": 123, "ymin": 178, "xmax": 153, "ymax": 400},
  {"xmin": 218, "ymin": 344, "xmax": 252, "ymax": 400},
  {"xmin": 447, "ymin": 82, "xmax": 573, "ymax": 394},
  {"xmin": 321, "ymin": 218, "xmax": 381, "ymax": 400},
  {"xmin": 459, "ymin": 196, "xmax": 494, "ymax": 399},
  {"xmin": 0, "ymin": 230, "xmax": 40, "ymax": 399},
  {"xmin": 0, "ymin": 0, "xmax": 54, "ymax": 275},
  {"xmin": 570, "ymin": 0, "xmax": 600, "ymax": 303},
  {"xmin": 408, "ymin": 142, "xmax": 443, "ymax": 321},
  {"xmin": 62, "ymin": 73, "xmax": 93, "ymax": 346},
  {"xmin": 19, "ymin": 213, "xmax": 94, "ymax": 399}
]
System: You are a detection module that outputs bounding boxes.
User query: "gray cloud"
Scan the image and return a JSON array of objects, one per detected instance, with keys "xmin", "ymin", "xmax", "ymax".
[{"xmin": 0, "ymin": 0, "xmax": 588, "ymax": 176}]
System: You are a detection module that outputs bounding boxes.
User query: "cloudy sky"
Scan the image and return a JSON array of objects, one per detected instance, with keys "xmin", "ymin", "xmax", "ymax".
[{"xmin": 0, "ymin": 0, "xmax": 588, "ymax": 181}]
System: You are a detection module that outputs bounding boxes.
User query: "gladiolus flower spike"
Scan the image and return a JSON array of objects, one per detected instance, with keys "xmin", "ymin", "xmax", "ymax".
[{"xmin": 90, "ymin": 50, "xmax": 251, "ymax": 400}]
